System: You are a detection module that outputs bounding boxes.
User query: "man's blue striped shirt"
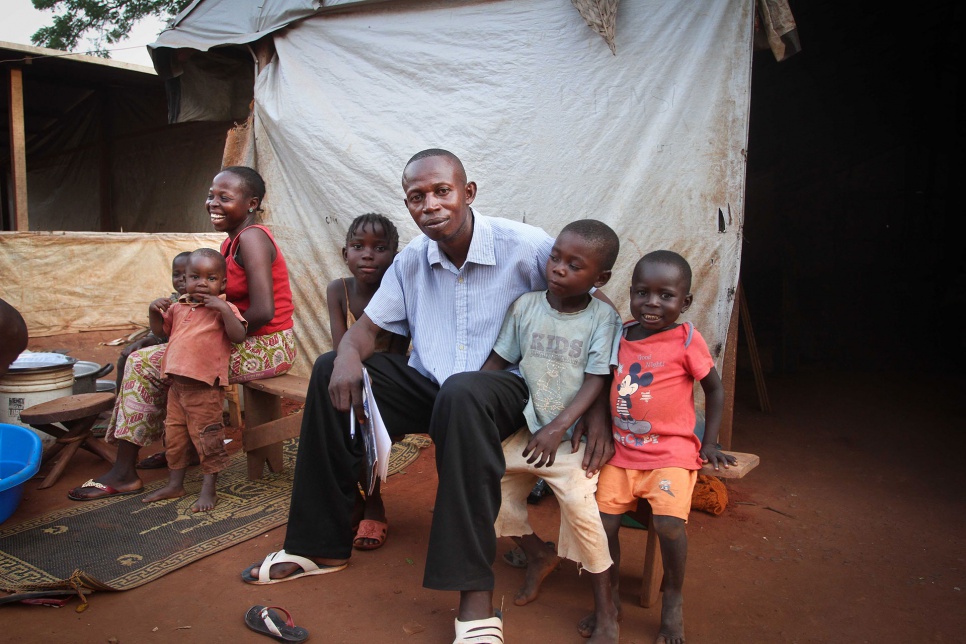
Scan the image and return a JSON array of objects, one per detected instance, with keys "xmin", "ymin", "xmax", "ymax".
[{"xmin": 366, "ymin": 211, "xmax": 553, "ymax": 385}]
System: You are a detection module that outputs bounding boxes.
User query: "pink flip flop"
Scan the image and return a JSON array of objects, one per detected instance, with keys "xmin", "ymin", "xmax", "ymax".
[{"xmin": 352, "ymin": 519, "xmax": 388, "ymax": 551}]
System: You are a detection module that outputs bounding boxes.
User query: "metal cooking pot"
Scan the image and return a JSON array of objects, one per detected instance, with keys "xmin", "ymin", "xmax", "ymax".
[{"xmin": 72, "ymin": 361, "xmax": 114, "ymax": 394}]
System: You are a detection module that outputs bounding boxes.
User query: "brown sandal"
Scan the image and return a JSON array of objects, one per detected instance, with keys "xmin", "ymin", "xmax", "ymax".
[{"xmin": 352, "ymin": 519, "xmax": 388, "ymax": 550}]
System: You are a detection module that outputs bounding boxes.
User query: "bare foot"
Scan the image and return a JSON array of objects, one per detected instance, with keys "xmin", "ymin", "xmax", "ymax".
[
  {"xmin": 191, "ymin": 491, "xmax": 217, "ymax": 512},
  {"xmin": 655, "ymin": 592, "xmax": 685, "ymax": 644},
  {"xmin": 142, "ymin": 484, "xmax": 185, "ymax": 503},
  {"xmin": 190, "ymin": 473, "xmax": 219, "ymax": 512},
  {"xmin": 577, "ymin": 606, "xmax": 622, "ymax": 639},
  {"xmin": 578, "ymin": 613, "xmax": 595, "ymax": 639},
  {"xmin": 514, "ymin": 548, "xmax": 560, "ymax": 606},
  {"xmin": 588, "ymin": 618, "xmax": 619, "ymax": 644}
]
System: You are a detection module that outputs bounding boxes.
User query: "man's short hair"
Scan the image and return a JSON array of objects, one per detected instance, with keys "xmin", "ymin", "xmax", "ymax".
[
  {"xmin": 559, "ymin": 219, "xmax": 620, "ymax": 271},
  {"xmin": 406, "ymin": 148, "xmax": 461, "ymax": 167},
  {"xmin": 403, "ymin": 149, "xmax": 467, "ymax": 184}
]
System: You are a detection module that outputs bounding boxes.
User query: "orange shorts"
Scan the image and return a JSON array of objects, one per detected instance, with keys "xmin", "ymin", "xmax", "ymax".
[{"xmin": 595, "ymin": 464, "xmax": 697, "ymax": 521}]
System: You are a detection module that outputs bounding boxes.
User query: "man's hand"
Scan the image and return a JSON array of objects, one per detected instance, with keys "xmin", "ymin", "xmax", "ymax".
[
  {"xmin": 328, "ymin": 315, "xmax": 381, "ymax": 424},
  {"xmin": 328, "ymin": 352, "xmax": 366, "ymax": 424}
]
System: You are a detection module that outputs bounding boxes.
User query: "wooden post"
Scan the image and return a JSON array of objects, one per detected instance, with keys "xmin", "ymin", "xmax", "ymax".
[
  {"xmin": 739, "ymin": 283, "xmax": 772, "ymax": 413},
  {"xmin": 717, "ymin": 286, "xmax": 741, "ymax": 450},
  {"xmin": 8, "ymin": 66, "xmax": 29, "ymax": 230},
  {"xmin": 98, "ymin": 89, "xmax": 114, "ymax": 231},
  {"xmin": 221, "ymin": 36, "xmax": 275, "ymax": 169},
  {"xmin": 253, "ymin": 36, "xmax": 276, "ymax": 73}
]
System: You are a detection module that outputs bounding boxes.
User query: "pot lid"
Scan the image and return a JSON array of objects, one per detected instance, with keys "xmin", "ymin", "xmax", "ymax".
[{"xmin": 9, "ymin": 352, "xmax": 78, "ymax": 373}]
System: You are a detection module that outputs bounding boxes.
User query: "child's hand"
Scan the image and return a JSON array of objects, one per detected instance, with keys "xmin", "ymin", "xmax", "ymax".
[
  {"xmin": 523, "ymin": 423, "xmax": 565, "ymax": 468},
  {"xmin": 193, "ymin": 293, "xmax": 230, "ymax": 312},
  {"xmin": 699, "ymin": 445, "xmax": 737, "ymax": 471},
  {"xmin": 121, "ymin": 334, "xmax": 163, "ymax": 359},
  {"xmin": 149, "ymin": 298, "xmax": 173, "ymax": 315}
]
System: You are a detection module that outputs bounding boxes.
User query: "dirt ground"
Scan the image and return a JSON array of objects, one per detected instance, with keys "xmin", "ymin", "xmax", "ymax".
[{"xmin": 1, "ymin": 330, "xmax": 963, "ymax": 643}]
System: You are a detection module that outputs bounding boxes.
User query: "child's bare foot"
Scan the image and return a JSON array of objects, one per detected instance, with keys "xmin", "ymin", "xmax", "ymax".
[
  {"xmin": 191, "ymin": 491, "xmax": 218, "ymax": 512},
  {"xmin": 192, "ymin": 474, "xmax": 219, "ymax": 512},
  {"xmin": 655, "ymin": 591, "xmax": 685, "ymax": 644},
  {"xmin": 588, "ymin": 618, "xmax": 619, "ymax": 644},
  {"xmin": 577, "ymin": 605, "xmax": 622, "ymax": 639},
  {"xmin": 578, "ymin": 614, "xmax": 594, "ymax": 639},
  {"xmin": 514, "ymin": 548, "xmax": 560, "ymax": 606},
  {"xmin": 142, "ymin": 484, "xmax": 185, "ymax": 503}
]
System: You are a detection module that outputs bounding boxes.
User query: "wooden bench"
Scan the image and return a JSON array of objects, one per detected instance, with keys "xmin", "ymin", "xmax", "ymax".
[
  {"xmin": 631, "ymin": 450, "xmax": 760, "ymax": 608},
  {"xmin": 241, "ymin": 374, "xmax": 310, "ymax": 479},
  {"xmin": 239, "ymin": 375, "xmax": 761, "ymax": 609}
]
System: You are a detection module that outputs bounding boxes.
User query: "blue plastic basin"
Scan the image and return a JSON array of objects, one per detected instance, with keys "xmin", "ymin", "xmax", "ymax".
[{"xmin": 0, "ymin": 423, "xmax": 42, "ymax": 525}]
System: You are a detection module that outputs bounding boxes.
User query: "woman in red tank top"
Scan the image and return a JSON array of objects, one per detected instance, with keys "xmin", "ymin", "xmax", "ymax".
[{"xmin": 68, "ymin": 167, "xmax": 297, "ymax": 501}]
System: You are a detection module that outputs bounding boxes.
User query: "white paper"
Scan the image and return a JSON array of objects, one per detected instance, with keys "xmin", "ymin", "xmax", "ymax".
[{"xmin": 360, "ymin": 367, "xmax": 392, "ymax": 495}]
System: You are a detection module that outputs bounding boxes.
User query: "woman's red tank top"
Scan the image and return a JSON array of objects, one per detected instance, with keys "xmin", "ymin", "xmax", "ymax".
[{"xmin": 220, "ymin": 224, "xmax": 294, "ymax": 336}]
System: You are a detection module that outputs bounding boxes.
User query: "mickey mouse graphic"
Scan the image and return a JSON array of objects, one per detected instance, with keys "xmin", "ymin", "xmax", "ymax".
[{"xmin": 613, "ymin": 362, "xmax": 653, "ymax": 433}]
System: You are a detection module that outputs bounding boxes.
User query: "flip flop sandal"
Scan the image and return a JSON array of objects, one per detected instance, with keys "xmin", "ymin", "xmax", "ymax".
[
  {"xmin": 352, "ymin": 519, "xmax": 388, "ymax": 551},
  {"xmin": 66, "ymin": 479, "xmax": 143, "ymax": 501},
  {"xmin": 453, "ymin": 610, "xmax": 503, "ymax": 644},
  {"xmin": 241, "ymin": 549, "xmax": 348, "ymax": 585},
  {"xmin": 244, "ymin": 605, "xmax": 309, "ymax": 643}
]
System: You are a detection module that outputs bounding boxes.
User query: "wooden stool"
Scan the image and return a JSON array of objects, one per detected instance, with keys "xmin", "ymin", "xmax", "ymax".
[
  {"xmin": 241, "ymin": 374, "xmax": 310, "ymax": 479},
  {"xmin": 225, "ymin": 384, "xmax": 243, "ymax": 429},
  {"xmin": 19, "ymin": 392, "xmax": 117, "ymax": 490}
]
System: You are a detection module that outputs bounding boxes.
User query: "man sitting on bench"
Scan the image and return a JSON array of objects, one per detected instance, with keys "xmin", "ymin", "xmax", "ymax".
[{"xmin": 241, "ymin": 149, "xmax": 616, "ymax": 644}]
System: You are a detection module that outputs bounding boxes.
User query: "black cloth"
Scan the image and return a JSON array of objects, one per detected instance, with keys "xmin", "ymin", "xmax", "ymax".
[{"xmin": 282, "ymin": 351, "xmax": 528, "ymax": 591}]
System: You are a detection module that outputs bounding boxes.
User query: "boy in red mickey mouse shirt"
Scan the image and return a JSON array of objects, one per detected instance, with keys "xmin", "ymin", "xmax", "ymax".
[{"xmin": 587, "ymin": 250, "xmax": 736, "ymax": 644}]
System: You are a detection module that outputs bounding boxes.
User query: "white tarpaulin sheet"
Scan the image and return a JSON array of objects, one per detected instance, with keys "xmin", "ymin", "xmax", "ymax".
[{"xmin": 248, "ymin": 0, "xmax": 753, "ymax": 375}]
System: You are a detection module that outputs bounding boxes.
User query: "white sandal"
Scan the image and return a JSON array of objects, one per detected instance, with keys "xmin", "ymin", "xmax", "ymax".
[
  {"xmin": 454, "ymin": 610, "xmax": 504, "ymax": 643},
  {"xmin": 241, "ymin": 549, "xmax": 348, "ymax": 585}
]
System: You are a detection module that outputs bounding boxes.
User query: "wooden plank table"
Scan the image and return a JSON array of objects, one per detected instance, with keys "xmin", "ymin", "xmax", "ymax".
[{"xmin": 20, "ymin": 392, "xmax": 117, "ymax": 489}]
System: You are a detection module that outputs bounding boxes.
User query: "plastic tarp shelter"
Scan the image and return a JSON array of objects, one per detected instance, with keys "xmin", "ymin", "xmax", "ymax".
[
  {"xmin": 146, "ymin": 0, "xmax": 754, "ymax": 378},
  {"xmin": 0, "ymin": 41, "xmax": 229, "ymax": 233}
]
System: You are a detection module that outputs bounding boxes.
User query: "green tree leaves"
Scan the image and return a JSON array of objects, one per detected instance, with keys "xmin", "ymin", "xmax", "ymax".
[{"xmin": 30, "ymin": 0, "xmax": 192, "ymax": 57}]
